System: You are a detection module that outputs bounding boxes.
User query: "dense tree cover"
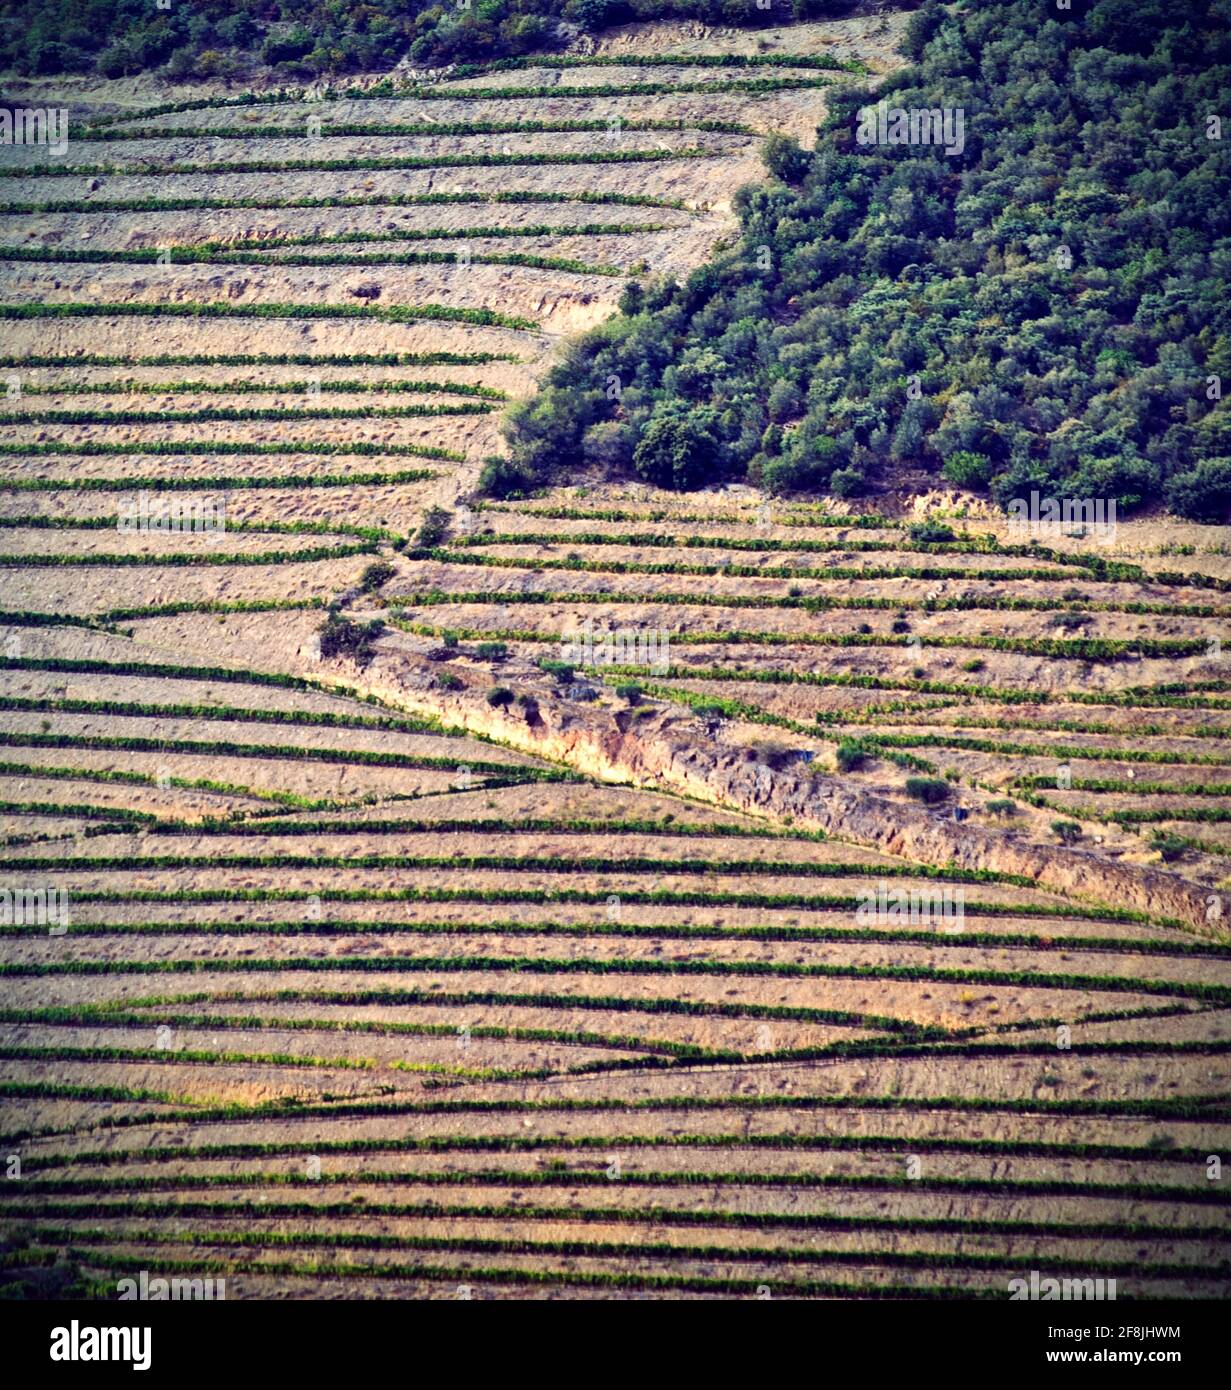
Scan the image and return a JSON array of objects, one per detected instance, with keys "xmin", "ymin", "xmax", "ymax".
[
  {"xmin": 0, "ymin": 0, "xmax": 867, "ymax": 81},
  {"xmin": 497, "ymin": 0, "xmax": 1231, "ymax": 520}
]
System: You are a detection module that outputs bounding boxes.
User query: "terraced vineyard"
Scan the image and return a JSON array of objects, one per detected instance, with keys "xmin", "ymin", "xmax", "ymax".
[{"xmin": 1, "ymin": 11, "xmax": 1229, "ymax": 1303}]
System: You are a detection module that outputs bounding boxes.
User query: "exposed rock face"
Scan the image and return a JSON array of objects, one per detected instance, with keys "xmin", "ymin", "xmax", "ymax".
[{"xmin": 351, "ymin": 642, "xmax": 1226, "ymax": 941}]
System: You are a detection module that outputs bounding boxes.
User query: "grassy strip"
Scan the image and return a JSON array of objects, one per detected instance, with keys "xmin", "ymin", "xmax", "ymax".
[
  {"xmin": 0, "ymin": 403, "xmax": 491, "ymax": 424},
  {"xmin": 627, "ymin": 666, "xmax": 1231, "ymax": 714},
  {"xmin": 862, "ymin": 733, "xmax": 1231, "ymax": 770},
  {"xmin": 12, "ymin": 1247, "xmax": 999, "ymax": 1302},
  {"xmin": 395, "ymin": 616, "xmax": 1207, "ymax": 663},
  {"xmin": 12, "ymin": 1224, "xmax": 1221, "ymax": 1284},
  {"xmin": 0, "ymin": 543, "xmax": 376, "ymax": 568},
  {"xmin": 1018, "ymin": 775, "xmax": 1231, "ymax": 793},
  {"xmin": 0, "ymin": 695, "xmax": 451, "ymax": 738},
  {"xmin": 20, "ymin": 377, "xmax": 506, "ymax": 400},
  {"xmin": 9, "ymin": 1160, "xmax": 1218, "ymax": 1203},
  {"xmin": 0, "ymin": 191, "xmax": 689, "ymax": 216},
  {"xmin": 9, "ymin": 1088, "xmax": 1224, "ymax": 1153},
  {"xmin": 0, "ymin": 845, "xmax": 1055, "ymax": 889},
  {"xmin": 0, "ymin": 468, "xmax": 441, "ymax": 491},
  {"xmin": 0, "ymin": 800, "xmax": 157, "ymax": 825},
  {"xmin": 0, "ymin": 145, "xmax": 727, "ymax": 181},
  {"xmin": 0, "ymin": 653, "xmax": 446, "ymax": 707},
  {"xmin": 0, "ymin": 301, "xmax": 535, "ymax": 331},
  {"xmin": 84, "ymin": 815, "xmax": 815, "ymax": 843},
  {"xmin": 0, "ymin": 515, "xmax": 399, "ymax": 545},
  {"xmin": 2, "ymin": 954, "xmax": 1222, "ymax": 1004},
  {"xmin": 41, "ymin": 884, "xmax": 1156, "ymax": 926},
  {"xmin": 0, "ymin": 734, "xmax": 559, "ymax": 778},
  {"xmin": 78, "ymin": 59, "xmax": 853, "ymax": 129},
  {"xmin": 0, "ymin": 351, "xmax": 515, "ymax": 368},
  {"xmin": 85, "ymin": 118, "xmax": 752, "ymax": 141},
  {"xmin": 1, "ymin": 990, "xmax": 910, "ymax": 1035},
  {"xmin": 0, "ymin": 609, "xmax": 101, "ymax": 631},
  {"xmin": 0, "ymin": 441, "xmax": 454, "ymax": 461},
  {"xmin": 423, "ymin": 546, "xmax": 1081, "ymax": 584},
  {"xmin": 0, "ymin": 244, "xmax": 624, "ymax": 279},
  {"xmin": 0, "ymin": 1008, "xmax": 727, "ymax": 1062},
  {"xmin": 389, "ymin": 585, "xmax": 1230, "ymax": 622},
  {"xmin": 6, "ymin": 917, "xmax": 1219, "ymax": 959},
  {"xmin": 0, "ymin": 758, "xmax": 391, "ymax": 811}
]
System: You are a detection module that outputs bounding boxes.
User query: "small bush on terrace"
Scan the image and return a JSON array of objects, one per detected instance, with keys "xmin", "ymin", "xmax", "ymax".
[
  {"xmin": 409, "ymin": 507, "xmax": 451, "ymax": 554},
  {"xmin": 835, "ymin": 740, "xmax": 869, "ymax": 773},
  {"xmin": 359, "ymin": 559, "xmax": 397, "ymax": 592},
  {"xmin": 487, "ymin": 686, "xmax": 514, "ymax": 707},
  {"xmin": 905, "ymin": 776, "xmax": 950, "ymax": 805},
  {"xmin": 318, "ymin": 615, "xmax": 385, "ymax": 666}
]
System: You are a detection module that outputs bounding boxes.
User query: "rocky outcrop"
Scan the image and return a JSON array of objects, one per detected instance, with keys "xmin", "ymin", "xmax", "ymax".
[{"xmin": 348, "ymin": 640, "xmax": 1227, "ymax": 941}]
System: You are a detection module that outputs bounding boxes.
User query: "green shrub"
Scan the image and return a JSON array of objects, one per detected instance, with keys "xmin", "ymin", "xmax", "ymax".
[
  {"xmin": 359, "ymin": 560, "xmax": 397, "ymax": 592},
  {"xmin": 835, "ymin": 740, "xmax": 869, "ymax": 773},
  {"xmin": 905, "ymin": 777, "xmax": 950, "ymax": 805},
  {"xmin": 829, "ymin": 466, "xmax": 867, "ymax": 498},
  {"xmin": 411, "ymin": 507, "xmax": 451, "ymax": 553},
  {"xmin": 1151, "ymin": 833, "xmax": 1187, "ymax": 863},
  {"xmin": 908, "ymin": 521, "xmax": 956, "ymax": 545},
  {"xmin": 486, "ymin": 687, "xmax": 514, "ymax": 708},
  {"xmin": 476, "ymin": 642, "xmax": 508, "ymax": 662},
  {"xmin": 317, "ymin": 616, "xmax": 386, "ymax": 666},
  {"xmin": 1051, "ymin": 820, "xmax": 1082, "ymax": 844}
]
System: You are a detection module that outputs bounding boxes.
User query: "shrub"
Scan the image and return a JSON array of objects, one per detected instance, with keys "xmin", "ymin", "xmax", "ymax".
[
  {"xmin": 829, "ymin": 466, "xmax": 866, "ymax": 498},
  {"xmin": 835, "ymin": 740, "xmax": 869, "ymax": 773},
  {"xmin": 478, "ymin": 453, "xmax": 538, "ymax": 499},
  {"xmin": 615, "ymin": 684, "xmax": 642, "ymax": 704},
  {"xmin": 538, "ymin": 659, "xmax": 575, "ymax": 683},
  {"xmin": 1151, "ymin": 833, "xmax": 1187, "ymax": 863},
  {"xmin": 908, "ymin": 521, "xmax": 956, "ymax": 544},
  {"xmin": 942, "ymin": 451, "xmax": 993, "ymax": 489},
  {"xmin": 761, "ymin": 133, "xmax": 810, "ymax": 184},
  {"xmin": 905, "ymin": 776, "xmax": 950, "ymax": 805},
  {"xmin": 961, "ymin": 658, "xmax": 985, "ymax": 673},
  {"xmin": 1051, "ymin": 819, "xmax": 1082, "ymax": 844},
  {"xmin": 408, "ymin": 507, "xmax": 451, "ymax": 554},
  {"xmin": 1164, "ymin": 458, "xmax": 1231, "ymax": 523},
  {"xmin": 476, "ymin": 642, "xmax": 508, "ymax": 662},
  {"xmin": 632, "ymin": 403, "xmax": 721, "ymax": 491},
  {"xmin": 317, "ymin": 615, "xmax": 385, "ymax": 666},
  {"xmin": 486, "ymin": 687, "xmax": 514, "ymax": 707},
  {"xmin": 435, "ymin": 671, "xmax": 463, "ymax": 691},
  {"xmin": 986, "ymin": 799, "xmax": 1017, "ymax": 817},
  {"xmin": 359, "ymin": 560, "xmax": 397, "ymax": 592}
]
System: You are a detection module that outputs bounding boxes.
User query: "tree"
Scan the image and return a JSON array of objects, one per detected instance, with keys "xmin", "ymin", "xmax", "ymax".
[
  {"xmin": 632, "ymin": 403, "xmax": 721, "ymax": 490},
  {"xmin": 761, "ymin": 134, "xmax": 810, "ymax": 185}
]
